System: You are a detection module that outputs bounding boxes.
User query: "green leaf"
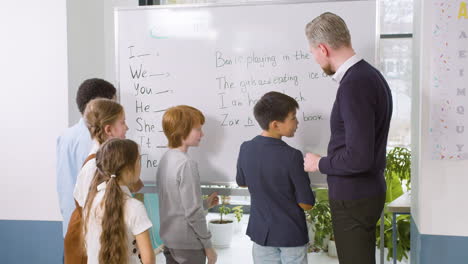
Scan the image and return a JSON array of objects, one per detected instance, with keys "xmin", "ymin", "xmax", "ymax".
[
  {"xmin": 376, "ymin": 146, "xmax": 411, "ymax": 262},
  {"xmin": 313, "ymin": 188, "xmax": 329, "ymax": 202},
  {"xmin": 386, "ymin": 174, "xmax": 403, "ymax": 203}
]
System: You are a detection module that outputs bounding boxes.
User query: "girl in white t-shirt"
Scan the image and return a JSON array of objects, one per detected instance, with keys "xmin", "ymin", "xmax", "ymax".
[
  {"xmin": 65, "ymin": 98, "xmax": 141, "ymax": 263},
  {"xmin": 74, "ymin": 98, "xmax": 143, "ymax": 208},
  {"xmin": 83, "ymin": 138, "xmax": 155, "ymax": 264}
]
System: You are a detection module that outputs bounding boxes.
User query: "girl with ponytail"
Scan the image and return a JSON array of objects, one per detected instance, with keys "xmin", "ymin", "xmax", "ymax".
[
  {"xmin": 83, "ymin": 138, "xmax": 155, "ymax": 264},
  {"xmin": 65, "ymin": 98, "xmax": 144, "ymax": 263}
]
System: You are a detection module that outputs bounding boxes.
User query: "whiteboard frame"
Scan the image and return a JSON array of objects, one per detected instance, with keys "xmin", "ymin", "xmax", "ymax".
[{"xmin": 114, "ymin": 0, "xmax": 379, "ymax": 192}]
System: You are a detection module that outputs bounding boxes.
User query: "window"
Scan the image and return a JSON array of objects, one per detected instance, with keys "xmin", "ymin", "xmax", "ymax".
[{"xmin": 379, "ymin": 0, "xmax": 413, "ymax": 147}]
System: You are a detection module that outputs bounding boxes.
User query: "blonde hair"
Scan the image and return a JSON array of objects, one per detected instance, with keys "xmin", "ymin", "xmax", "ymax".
[
  {"xmin": 305, "ymin": 12, "xmax": 351, "ymax": 49},
  {"xmin": 83, "ymin": 138, "xmax": 140, "ymax": 264},
  {"xmin": 84, "ymin": 98, "xmax": 124, "ymax": 144},
  {"xmin": 162, "ymin": 105, "xmax": 205, "ymax": 148}
]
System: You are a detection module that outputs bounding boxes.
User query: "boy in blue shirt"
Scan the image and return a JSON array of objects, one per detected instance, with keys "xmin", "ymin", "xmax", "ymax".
[
  {"xmin": 236, "ymin": 91, "xmax": 315, "ymax": 264},
  {"xmin": 56, "ymin": 78, "xmax": 116, "ymax": 237}
]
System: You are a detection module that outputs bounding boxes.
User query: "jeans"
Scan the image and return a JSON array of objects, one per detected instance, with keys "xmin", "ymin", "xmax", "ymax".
[{"xmin": 252, "ymin": 242, "xmax": 308, "ymax": 264}]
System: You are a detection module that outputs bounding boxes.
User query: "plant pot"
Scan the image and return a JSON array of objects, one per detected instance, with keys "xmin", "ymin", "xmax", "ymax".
[
  {"xmin": 208, "ymin": 219, "xmax": 234, "ymax": 248},
  {"xmin": 327, "ymin": 240, "xmax": 337, "ymax": 257},
  {"xmin": 225, "ymin": 216, "xmax": 242, "ymax": 233},
  {"xmin": 306, "ymin": 221, "xmax": 315, "ymax": 245},
  {"xmin": 233, "ymin": 220, "xmax": 242, "ymax": 233}
]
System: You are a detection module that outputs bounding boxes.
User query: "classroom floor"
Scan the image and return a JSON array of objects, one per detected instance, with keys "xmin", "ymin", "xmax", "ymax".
[{"xmin": 155, "ymin": 213, "xmax": 409, "ymax": 264}]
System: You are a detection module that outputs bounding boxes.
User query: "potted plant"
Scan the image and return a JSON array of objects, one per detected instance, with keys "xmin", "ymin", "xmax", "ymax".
[
  {"xmin": 306, "ymin": 188, "xmax": 336, "ymax": 257},
  {"xmin": 221, "ymin": 195, "xmax": 231, "ymax": 205},
  {"xmin": 307, "ymin": 199, "xmax": 336, "ymax": 256},
  {"xmin": 231, "ymin": 205, "xmax": 244, "ymax": 233},
  {"xmin": 376, "ymin": 147, "xmax": 411, "ymax": 262},
  {"xmin": 208, "ymin": 199, "xmax": 234, "ymax": 248}
]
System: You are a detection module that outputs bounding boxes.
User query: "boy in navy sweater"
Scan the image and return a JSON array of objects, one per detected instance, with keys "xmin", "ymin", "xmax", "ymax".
[{"xmin": 236, "ymin": 91, "xmax": 315, "ymax": 264}]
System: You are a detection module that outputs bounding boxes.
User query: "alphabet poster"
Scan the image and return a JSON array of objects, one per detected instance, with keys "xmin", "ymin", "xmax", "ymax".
[{"xmin": 430, "ymin": 1, "xmax": 468, "ymax": 160}]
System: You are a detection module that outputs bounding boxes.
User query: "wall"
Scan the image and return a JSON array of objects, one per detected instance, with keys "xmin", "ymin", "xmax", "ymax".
[
  {"xmin": 67, "ymin": 0, "xmax": 138, "ymax": 125},
  {"xmin": 0, "ymin": 0, "xmax": 68, "ymax": 263},
  {"xmin": 66, "ymin": 0, "xmax": 106, "ymax": 125},
  {"xmin": 411, "ymin": 0, "xmax": 468, "ymax": 262},
  {"xmin": 0, "ymin": 1, "xmax": 139, "ymax": 263},
  {"xmin": 0, "ymin": 0, "xmax": 67, "ymax": 223}
]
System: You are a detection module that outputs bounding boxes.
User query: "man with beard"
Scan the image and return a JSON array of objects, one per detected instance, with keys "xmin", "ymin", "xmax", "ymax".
[{"xmin": 303, "ymin": 12, "xmax": 393, "ymax": 264}]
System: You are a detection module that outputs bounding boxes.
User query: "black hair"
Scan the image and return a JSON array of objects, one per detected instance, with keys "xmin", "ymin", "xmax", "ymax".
[
  {"xmin": 253, "ymin": 91, "xmax": 299, "ymax": 130},
  {"xmin": 76, "ymin": 78, "xmax": 117, "ymax": 114}
]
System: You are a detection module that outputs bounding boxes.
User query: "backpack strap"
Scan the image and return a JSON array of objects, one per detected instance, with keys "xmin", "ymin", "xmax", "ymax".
[{"xmin": 82, "ymin": 154, "xmax": 96, "ymax": 168}]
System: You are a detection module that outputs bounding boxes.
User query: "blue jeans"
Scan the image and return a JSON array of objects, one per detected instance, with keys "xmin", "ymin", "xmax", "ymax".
[{"xmin": 252, "ymin": 242, "xmax": 308, "ymax": 264}]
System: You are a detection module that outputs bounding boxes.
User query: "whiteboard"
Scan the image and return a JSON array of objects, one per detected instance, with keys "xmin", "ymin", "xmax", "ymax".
[{"xmin": 115, "ymin": 0, "xmax": 377, "ymax": 184}]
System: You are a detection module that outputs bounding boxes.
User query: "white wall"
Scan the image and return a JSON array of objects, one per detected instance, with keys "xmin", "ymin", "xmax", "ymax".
[
  {"xmin": 413, "ymin": 0, "xmax": 468, "ymax": 236},
  {"xmin": 67, "ymin": 0, "xmax": 138, "ymax": 125},
  {"xmin": 0, "ymin": 0, "xmax": 138, "ymax": 221},
  {"xmin": 411, "ymin": 0, "xmax": 422, "ymax": 232},
  {"xmin": 66, "ymin": 0, "xmax": 106, "ymax": 125},
  {"xmin": 0, "ymin": 1, "xmax": 68, "ymax": 221}
]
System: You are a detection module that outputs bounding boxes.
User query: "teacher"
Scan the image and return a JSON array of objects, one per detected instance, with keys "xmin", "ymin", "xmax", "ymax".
[{"xmin": 303, "ymin": 12, "xmax": 393, "ymax": 264}]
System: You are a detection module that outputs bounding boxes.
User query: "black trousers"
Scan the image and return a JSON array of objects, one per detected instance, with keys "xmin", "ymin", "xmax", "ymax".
[{"xmin": 329, "ymin": 193, "xmax": 386, "ymax": 264}]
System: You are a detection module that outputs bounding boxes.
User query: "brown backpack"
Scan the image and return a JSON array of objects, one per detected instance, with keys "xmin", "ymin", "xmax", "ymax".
[{"xmin": 63, "ymin": 154, "xmax": 96, "ymax": 264}]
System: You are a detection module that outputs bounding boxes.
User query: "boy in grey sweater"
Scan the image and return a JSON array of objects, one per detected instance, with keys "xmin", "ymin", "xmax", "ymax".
[{"xmin": 157, "ymin": 105, "xmax": 219, "ymax": 264}]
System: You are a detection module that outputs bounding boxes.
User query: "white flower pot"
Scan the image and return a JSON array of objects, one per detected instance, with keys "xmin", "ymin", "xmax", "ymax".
[
  {"xmin": 226, "ymin": 216, "xmax": 242, "ymax": 233},
  {"xmin": 208, "ymin": 220, "xmax": 234, "ymax": 248},
  {"xmin": 306, "ymin": 221, "xmax": 315, "ymax": 245},
  {"xmin": 327, "ymin": 240, "xmax": 337, "ymax": 257},
  {"xmin": 234, "ymin": 220, "xmax": 242, "ymax": 233}
]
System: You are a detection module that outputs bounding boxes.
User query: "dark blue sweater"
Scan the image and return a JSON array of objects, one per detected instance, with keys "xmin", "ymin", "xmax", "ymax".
[{"xmin": 319, "ymin": 60, "xmax": 393, "ymax": 200}]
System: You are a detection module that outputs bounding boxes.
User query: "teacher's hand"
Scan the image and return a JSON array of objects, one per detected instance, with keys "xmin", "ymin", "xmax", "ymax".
[{"xmin": 304, "ymin": 153, "xmax": 321, "ymax": 172}]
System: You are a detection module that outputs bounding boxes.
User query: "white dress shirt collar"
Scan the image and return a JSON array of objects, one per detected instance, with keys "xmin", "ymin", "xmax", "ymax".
[{"xmin": 332, "ymin": 54, "xmax": 362, "ymax": 83}]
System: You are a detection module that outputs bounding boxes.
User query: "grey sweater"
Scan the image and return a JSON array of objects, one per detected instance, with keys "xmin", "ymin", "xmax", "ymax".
[{"xmin": 156, "ymin": 149, "xmax": 212, "ymax": 249}]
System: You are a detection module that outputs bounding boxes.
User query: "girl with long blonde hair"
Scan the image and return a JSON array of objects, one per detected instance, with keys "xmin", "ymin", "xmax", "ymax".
[
  {"xmin": 84, "ymin": 138, "xmax": 154, "ymax": 264},
  {"xmin": 65, "ymin": 98, "xmax": 142, "ymax": 263}
]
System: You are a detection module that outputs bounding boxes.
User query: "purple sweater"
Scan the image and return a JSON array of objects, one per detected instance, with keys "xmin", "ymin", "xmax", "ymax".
[{"xmin": 319, "ymin": 60, "xmax": 393, "ymax": 200}]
